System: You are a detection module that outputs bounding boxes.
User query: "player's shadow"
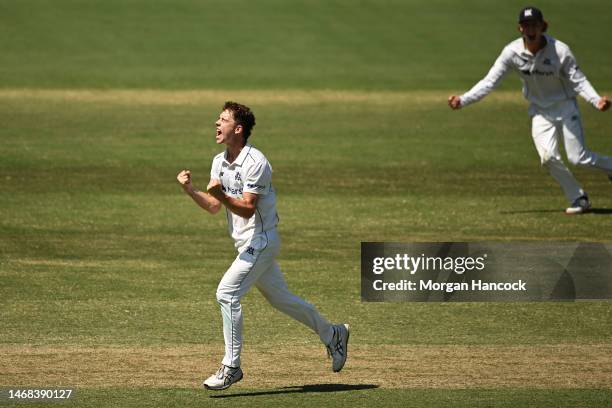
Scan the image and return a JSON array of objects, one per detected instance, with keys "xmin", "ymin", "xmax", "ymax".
[
  {"xmin": 500, "ymin": 208, "xmax": 612, "ymax": 215},
  {"xmin": 208, "ymin": 383, "xmax": 379, "ymax": 398}
]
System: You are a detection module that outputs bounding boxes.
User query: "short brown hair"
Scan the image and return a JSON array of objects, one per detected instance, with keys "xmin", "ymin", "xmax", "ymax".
[{"xmin": 223, "ymin": 101, "xmax": 256, "ymax": 141}]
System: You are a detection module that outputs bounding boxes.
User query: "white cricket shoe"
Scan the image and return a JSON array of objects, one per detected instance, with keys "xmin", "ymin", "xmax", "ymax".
[
  {"xmin": 203, "ymin": 365, "xmax": 243, "ymax": 391},
  {"xmin": 326, "ymin": 324, "xmax": 350, "ymax": 372},
  {"xmin": 565, "ymin": 195, "xmax": 591, "ymax": 215}
]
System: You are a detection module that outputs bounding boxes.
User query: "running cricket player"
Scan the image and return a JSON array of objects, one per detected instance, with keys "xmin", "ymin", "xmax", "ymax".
[
  {"xmin": 448, "ymin": 6, "xmax": 612, "ymax": 214},
  {"xmin": 177, "ymin": 102, "xmax": 349, "ymax": 391}
]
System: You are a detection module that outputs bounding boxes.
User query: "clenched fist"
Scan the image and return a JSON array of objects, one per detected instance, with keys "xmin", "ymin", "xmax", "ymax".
[
  {"xmin": 448, "ymin": 95, "xmax": 462, "ymax": 110},
  {"xmin": 207, "ymin": 179, "xmax": 224, "ymax": 201},
  {"xmin": 177, "ymin": 170, "xmax": 194, "ymax": 194},
  {"xmin": 597, "ymin": 96, "xmax": 611, "ymax": 112}
]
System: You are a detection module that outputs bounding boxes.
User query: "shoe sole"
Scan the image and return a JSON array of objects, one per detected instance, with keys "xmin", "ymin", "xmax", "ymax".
[
  {"xmin": 203, "ymin": 371, "xmax": 243, "ymax": 391},
  {"xmin": 333, "ymin": 324, "xmax": 350, "ymax": 373},
  {"xmin": 565, "ymin": 207, "xmax": 591, "ymax": 215}
]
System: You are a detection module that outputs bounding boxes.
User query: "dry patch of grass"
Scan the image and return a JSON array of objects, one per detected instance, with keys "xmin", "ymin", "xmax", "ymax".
[
  {"xmin": 1, "ymin": 344, "xmax": 610, "ymax": 389},
  {"xmin": 7, "ymin": 258, "xmax": 167, "ymax": 270},
  {"xmin": 0, "ymin": 89, "xmax": 525, "ymax": 106}
]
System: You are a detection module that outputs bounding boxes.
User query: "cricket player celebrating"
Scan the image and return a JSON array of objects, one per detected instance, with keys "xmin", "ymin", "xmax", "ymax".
[
  {"xmin": 177, "ymin": 102, "xmax": 349, "ymax": 391},
  {"xmin": 449, "ymin": 6, "xmax": 612, "ymax": 214}
]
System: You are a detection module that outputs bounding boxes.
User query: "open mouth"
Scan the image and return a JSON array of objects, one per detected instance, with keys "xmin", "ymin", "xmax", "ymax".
[{"xmin": 216, "ymin": 129, "xmax": 222, "ymax": 136}]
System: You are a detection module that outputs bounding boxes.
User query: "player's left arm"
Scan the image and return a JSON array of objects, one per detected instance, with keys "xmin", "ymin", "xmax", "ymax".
[
  {"xmin": 562, "ymin": 48, "xmax": 610, "ymax": 111},
  {"xmin": 207, "ymin": 183, "xmax": 259, "ymax": 219}
]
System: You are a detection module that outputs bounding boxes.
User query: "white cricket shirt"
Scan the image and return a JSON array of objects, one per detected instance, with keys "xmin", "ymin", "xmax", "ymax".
[
  {"xmin": 460, "ymin": 35, "xmax": 600, "ymax": 114},
  {"xmin": 210, "ymin": 144, "xmax": 279, "ymax": 249}
]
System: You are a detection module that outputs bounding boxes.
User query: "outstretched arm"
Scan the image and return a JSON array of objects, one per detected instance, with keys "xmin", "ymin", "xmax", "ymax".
[
  {"xmin": 562, "ymin": 50, "xmax": 610, "ymax": 111},
  {"xmin": 177, "ymin": 170, "xmax": 222, "ymax": 214},
  {"xmin": 448, "ymin": 48, "xmax": 513, "ymax": 110}
]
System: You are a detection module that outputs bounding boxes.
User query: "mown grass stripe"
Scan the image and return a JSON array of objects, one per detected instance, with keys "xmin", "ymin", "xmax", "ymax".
[
  {"xmin": 2, "ymin": 344, "xmax": 610, "ymax": 389},
  {"xmin": 0, "ymin": 89, "xmax": 528, "ymax": 106}
]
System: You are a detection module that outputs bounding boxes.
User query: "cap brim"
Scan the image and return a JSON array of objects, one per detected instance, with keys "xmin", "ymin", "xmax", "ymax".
[{"xmin": 519, "ymin": 17, "xmax": 543, "ymax": 24}]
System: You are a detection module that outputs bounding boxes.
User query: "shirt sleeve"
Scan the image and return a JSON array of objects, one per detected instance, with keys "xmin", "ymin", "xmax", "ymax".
[
  {"xmin": 243, "ymin": 159, "xmax": 272, "ymax": 195},
  {"xmin": 561, "ymin": 48, "xmax": 600, "ymax": 108},
  {"xmin": 210, "ymin": 156, "xmax": 222, "ymax": 180},
  {"xmin": 460, "ymin": 47, "xmax": 513, "ymax": 107}
]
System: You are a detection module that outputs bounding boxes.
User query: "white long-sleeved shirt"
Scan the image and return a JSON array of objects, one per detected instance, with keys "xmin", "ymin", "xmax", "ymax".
[{"xmin": 460, "ymin": 35, "xmax": 600, "ymax": 113}]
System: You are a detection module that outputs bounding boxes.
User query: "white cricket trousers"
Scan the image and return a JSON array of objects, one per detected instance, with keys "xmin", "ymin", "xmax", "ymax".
[
  {"xmin": 216, "ymin": 229, "xmax": 333, "ymax": 368},
  {"xmin": 531, "ymin": 98, "xmax": 612, "ymax": 203}
]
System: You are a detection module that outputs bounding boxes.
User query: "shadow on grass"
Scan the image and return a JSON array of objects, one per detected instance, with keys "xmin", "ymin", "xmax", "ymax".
[
  {"xmin": 500, "ymin": 208, "xmax": 612, "ymax": 215},
  {"xmin": 208, "ymin": 383, "xmax": 379, "ymax": 398},
  {"xmin": 589, "ymin": 208, "xmax": 612, "ymax": 215}
]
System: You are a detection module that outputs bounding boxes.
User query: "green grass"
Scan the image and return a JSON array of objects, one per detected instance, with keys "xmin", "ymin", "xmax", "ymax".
[
  {"xmin": 3, "ymin": 388, "xmax": 612, "ymax": 408},
  {"xmin": 1, "ymin": 0, "xmax": 611, "ymax": 90},
  {"xmin": 2, "ymin": 92, "xmax": 611, "ymax": 406},
  {"xmin": 1, "ymin": 0, "xmax": 612, "ymax": 406}
]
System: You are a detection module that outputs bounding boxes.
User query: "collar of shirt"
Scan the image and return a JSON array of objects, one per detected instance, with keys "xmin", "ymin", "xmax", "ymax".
[{"xmin": 223, "ymin": 144, "xmax": 252, "ymax": 167}]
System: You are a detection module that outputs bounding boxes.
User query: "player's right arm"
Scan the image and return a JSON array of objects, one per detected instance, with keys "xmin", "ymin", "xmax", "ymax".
[
  {"xmin": 177, "ymin": 170, "xmax": 222, "ymax": 214},
  {"xmin": 448, "ymin": 47, "xmax": 513, "ymax": 110}
]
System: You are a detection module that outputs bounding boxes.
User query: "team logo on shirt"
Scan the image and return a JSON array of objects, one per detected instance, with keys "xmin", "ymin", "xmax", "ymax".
[
  {"xmin": 543, "ymin": 58, "xmax": 552, "ymax": 65},
  {"xmin": 235, "ymin": 173, "xmax": 242, "ymax": 181},
  {"xmin": 246, "ymin": 247, "xmax": 255, "ymax": 255}
]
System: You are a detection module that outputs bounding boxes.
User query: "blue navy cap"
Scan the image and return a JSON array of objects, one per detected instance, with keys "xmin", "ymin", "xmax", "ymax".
[{"xmin": 519, "ymin": 7, "xmax": 544, "ymax": 24}]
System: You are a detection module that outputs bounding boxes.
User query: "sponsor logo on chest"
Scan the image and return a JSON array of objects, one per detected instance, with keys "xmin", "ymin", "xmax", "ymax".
[
  {"xmin": 517, "ymin": 54, "xmax": 557, "ymax": 77},
  {"xmin": 221, "ymin": 166, "xmax": 244, "ymax": 196}
]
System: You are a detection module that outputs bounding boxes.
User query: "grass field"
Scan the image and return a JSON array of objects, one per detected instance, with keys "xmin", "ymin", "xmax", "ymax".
[{"xmin": 1, "ymin": 1, "xmax": 612, "ymax": 407}]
